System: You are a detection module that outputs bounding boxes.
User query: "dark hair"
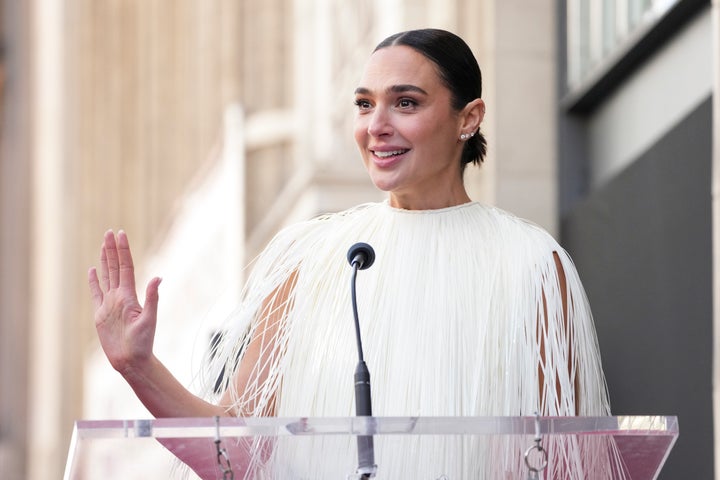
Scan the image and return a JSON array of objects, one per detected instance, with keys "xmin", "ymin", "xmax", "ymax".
[{"xmin": 374, "ymin": 29, "xmax": 487, "ymax": 169}]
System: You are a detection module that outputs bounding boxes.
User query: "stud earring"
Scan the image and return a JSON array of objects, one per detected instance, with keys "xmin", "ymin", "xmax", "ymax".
[{"xmin": 460, "ymin": 133, "xmax": 469, "ymax": 141}]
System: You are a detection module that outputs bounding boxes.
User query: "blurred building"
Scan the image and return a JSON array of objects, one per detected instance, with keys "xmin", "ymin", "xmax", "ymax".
[{"xmin": 0, "ymin": 0, "xmax": 716, "ymax": 478}]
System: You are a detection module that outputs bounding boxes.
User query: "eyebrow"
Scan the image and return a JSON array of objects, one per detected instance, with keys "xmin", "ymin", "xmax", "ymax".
[{"xmin": 354, "ymin": 84, "xmax": 429, "ymax": 96}]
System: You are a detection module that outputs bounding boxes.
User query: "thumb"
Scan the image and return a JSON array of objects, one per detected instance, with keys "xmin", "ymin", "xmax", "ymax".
[{"xmin": 143, "ymin": 276, "xmax": 162, "ymax": 319}]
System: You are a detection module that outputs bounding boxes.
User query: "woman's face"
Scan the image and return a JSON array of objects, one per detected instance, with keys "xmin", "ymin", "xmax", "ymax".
[{"xmin": 353, "ymin": 45, "xmax": 471, "ymax": 209}]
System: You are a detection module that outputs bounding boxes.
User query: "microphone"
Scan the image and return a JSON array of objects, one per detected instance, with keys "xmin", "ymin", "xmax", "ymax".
[
  {"xmin": 347, "ymin": 242, "xmax": 375, "ymax": 270},
  {"xmin": 347, "ymin": 242, "xmax": 377, "ymax": 478}
]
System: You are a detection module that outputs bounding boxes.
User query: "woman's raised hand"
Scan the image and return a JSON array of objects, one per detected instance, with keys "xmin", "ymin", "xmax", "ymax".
[{"xmin": 88, "ymin": 230, "xmax": 162, "ymax": 375}]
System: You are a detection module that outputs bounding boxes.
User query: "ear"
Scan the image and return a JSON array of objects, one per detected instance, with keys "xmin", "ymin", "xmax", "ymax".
[{"xmin": 459, "ymin": 98, "xmax": 485, "ymax": 134}]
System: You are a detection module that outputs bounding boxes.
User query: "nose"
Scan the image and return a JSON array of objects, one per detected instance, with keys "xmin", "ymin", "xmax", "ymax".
[{"xmin": 367, "ymin": 107, "xmax": 393, "ymax": 137}]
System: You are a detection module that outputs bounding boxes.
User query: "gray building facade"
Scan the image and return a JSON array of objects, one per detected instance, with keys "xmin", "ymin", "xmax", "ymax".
[{"xmin": 559, "ymin": 0, "xmax": 715, "ymax": 477}]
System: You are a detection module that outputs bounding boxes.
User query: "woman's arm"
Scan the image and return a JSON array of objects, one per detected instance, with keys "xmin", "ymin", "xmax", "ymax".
[
  {"xmin": 217, "ymin": 270, "xmax": 298, "ymax": 417},
  {"xmin": 88, "ymin": 229, "xmax": 293, "ymax": 419},
  {"xmin": 88, "ymin": 230, "xmax": 229, "ymax": 418},
  {"xmin": 537, "ymin": 251, "xmax": 579, "ymax": 415}
]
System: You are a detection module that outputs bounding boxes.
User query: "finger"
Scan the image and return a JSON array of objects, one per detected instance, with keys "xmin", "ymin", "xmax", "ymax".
[
  {"xmin": 99, "ymin": 240, "xmax": 110, "ymax": 291},
  {"xmin": 88, "ymin": 267, "xmax": 104, "ymax": 310},
  {"xmin": 104, "ymin": 230, "xmax": 120, "ymax": 289},
  {"xmin": 117, "ymin": 230, "xmax": 136, "ymax": 291},
  {"xmin": 143, "ymin": 277, "xmax": 162, "ymax": 321}
]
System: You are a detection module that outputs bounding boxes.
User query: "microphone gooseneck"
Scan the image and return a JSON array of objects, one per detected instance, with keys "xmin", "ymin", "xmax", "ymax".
[{"xmin": 347, "ymin": 242, "xmax": 377, "ymax": 479}]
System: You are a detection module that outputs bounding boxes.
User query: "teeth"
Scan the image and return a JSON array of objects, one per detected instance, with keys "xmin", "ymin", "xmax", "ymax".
[{"xmin": 374, "ymin": 150, "xmax": 406, "ymax": 158}]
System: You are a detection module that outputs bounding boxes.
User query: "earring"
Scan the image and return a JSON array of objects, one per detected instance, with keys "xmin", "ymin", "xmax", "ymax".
[{"xmin": 460, "ymin": 133, "xmax": 469, "ymax": 141}]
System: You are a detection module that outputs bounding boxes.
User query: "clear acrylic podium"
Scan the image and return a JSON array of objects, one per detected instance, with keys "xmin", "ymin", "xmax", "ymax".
[{"xmin": 64, "ymin": 416, "xmax": 678, "ymax": 479}]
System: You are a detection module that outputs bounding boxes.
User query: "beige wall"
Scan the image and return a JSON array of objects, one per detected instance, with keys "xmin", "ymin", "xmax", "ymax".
[
  {"xmin": 1, "ymin": 1, "xmax": 244, "ymax": 478},
  {"xmin": 0, "ymin": 1, "xmax": 561, "ymax": 478},
  {"xmin": 490, "ymin": 1, "xmax": 558, "ymax": 234}
]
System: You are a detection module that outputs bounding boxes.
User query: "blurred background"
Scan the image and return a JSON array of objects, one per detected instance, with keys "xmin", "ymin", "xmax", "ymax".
[{"xmin": 0, "ymin": 0, "xmax": 717, "ymax": 478}]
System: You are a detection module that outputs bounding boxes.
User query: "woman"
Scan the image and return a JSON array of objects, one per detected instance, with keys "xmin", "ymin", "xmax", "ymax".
[{"xmin": 89, "ymin": 29, "xmax": 610, "ymax": 479}]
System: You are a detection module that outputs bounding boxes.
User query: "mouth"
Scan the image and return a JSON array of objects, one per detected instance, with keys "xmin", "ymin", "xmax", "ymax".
[{"xmin": 371, "ymin": 149, "xmax": 409, "ymax": 159}]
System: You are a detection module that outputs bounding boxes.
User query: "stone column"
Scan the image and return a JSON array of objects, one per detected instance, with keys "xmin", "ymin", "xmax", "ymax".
[{"xmin": 0, "ymin": 1, "xmax": 32, "ymax": 478}]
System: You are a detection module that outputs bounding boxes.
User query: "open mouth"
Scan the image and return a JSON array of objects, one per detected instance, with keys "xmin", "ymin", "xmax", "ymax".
[{"xmin": 372, "ymin": 149, "xmax": 409, "ymax": 158}]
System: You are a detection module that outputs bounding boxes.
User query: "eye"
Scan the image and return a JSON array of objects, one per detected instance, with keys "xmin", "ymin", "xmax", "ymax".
[
  {"xmin": 397, "ymin": 98, "xmax": 417, "ymax": 109},
  {"xmin": 354, "ymin": 99, "xmax": 372, "ymax": 111}
]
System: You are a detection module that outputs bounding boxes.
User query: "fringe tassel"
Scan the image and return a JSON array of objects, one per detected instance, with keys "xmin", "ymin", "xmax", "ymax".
[{"xmin": 200, "ymin": 201, "xmax": 613, "ymax": 478}]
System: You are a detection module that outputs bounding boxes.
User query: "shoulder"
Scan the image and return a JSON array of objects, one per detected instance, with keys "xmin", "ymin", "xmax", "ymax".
[
  {"xmin": 281, "ymin": 202, "xmax": 382, "ymax": 234},
  {"xmin": 471, "ymin": 203, "xmax": 560, "ymax": 247},
  {"xmin": 259, "ymin": 202, "xmax": 383, "ymax": 253}
]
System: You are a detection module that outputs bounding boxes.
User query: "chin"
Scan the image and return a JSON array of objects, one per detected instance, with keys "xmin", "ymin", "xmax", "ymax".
[
  {"xmin": 366, "ymin": 167, "xmax": 401, "ymax": 191},
  {"xmin": 368, "ymin": 176, "xmax": 398, "ymax": 193}
]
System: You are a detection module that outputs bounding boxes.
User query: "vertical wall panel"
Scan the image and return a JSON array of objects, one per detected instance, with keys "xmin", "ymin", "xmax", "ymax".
[{"xmin": 563, "ymin": 98, "xmax": 713, "ymax": 478}]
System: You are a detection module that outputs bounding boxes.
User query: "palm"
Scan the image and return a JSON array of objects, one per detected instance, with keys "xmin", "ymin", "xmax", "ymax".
[{"xmin": 89, "ymin": 230, "xmax": 161, "ymax": 373}]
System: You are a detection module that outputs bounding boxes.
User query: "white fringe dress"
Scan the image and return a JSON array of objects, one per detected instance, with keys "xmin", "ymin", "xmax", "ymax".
[{"xmin": 205, "ymin": 201, "xmax": 612, "ymax": 479}]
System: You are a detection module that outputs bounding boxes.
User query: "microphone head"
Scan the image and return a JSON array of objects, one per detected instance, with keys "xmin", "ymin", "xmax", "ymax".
[{"xmin": 347, "ymin": 242, "xmax": 375, "ymax": 270}]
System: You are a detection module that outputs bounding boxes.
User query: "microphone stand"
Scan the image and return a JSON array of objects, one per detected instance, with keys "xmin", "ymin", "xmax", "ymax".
[{"xmin": 348, "ymin": 244, "xmax": 377, "ymax": 478}]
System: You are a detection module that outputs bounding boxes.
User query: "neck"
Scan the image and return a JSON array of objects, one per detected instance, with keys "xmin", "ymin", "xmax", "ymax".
[{"xmin": 388, "ymin": 188, "xmax": 471, "ymax": 210}]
